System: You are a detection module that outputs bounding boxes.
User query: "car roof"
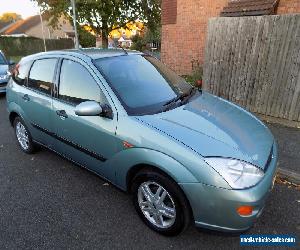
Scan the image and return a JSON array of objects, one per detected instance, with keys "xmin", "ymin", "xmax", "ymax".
[{"xmin": 22, "ymin": 48, "xmax": 143, "ymax": 62}]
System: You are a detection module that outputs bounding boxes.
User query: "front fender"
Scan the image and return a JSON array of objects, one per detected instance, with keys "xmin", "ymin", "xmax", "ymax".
[{"xmin": 108, "ymin": 147, "xmax": 199, "ymax": 190}]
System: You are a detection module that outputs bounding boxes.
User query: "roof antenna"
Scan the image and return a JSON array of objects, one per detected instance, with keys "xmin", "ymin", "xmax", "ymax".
[{"xmin": 118, "ymin": 45, "xmax": 128, "ymax": 55}]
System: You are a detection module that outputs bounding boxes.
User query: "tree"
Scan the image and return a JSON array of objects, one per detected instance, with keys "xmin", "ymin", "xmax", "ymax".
[
  {"xmin": 33, "ymin": 0, "xmax": 161, "ymax": 48},
  {"xmin": 131, "ymin": 27, "xmax": 161, "ymax": 52},
  {"xmin": 0, "ymin": 12, "xmax": 22, "ymax": 23},
  {"xmin": 131, "ymin": 34, "xmax": 145, "ymax": 51},
  {"xmin": 78, "ymin": 26, "xmax": 96, "ymax": 48}
]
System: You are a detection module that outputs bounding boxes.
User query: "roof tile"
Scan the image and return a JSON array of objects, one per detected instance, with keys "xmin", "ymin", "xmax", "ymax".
[{"xmin": 220, "ymin": 0, "xmax": 280, "ymax": 17}]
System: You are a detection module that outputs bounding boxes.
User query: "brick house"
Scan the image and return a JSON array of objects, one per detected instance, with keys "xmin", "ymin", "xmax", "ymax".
[
  {"xmin": 161, "ymin": 0, "xmax": 300, "ymax": 75},
  {"xmin": 1, "ymin": 14, "xmax": 74, "ymax": 39}
]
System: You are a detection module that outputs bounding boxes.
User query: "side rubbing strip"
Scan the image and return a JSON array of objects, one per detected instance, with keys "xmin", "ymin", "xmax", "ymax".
[{"xmin": 31, "ymin": 123, "xmax": 107, "ymax": 162}]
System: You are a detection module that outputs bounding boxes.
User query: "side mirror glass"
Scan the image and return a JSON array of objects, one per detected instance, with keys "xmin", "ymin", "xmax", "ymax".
[{"xmin": 75, "ymin": 101, "xmax": 102, "ymax": 116}]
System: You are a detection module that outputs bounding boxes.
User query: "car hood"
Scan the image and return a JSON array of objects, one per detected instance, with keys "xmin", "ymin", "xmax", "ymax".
[
  {"xmin": 0, "ymin": 64, "xmax": 8, "ymax": 75},
  {"xmin": 135, "ymin": 92, "xmax": 274, "ymax": 170}
]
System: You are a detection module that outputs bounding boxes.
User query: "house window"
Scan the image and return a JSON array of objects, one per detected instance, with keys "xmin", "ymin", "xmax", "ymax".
[{"xmin": 162, "ymin": 0, "xmax": 177, "ymax": 25}]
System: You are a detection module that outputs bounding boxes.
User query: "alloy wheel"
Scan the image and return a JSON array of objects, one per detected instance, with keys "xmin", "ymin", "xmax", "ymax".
[
  {"xmin": 16, "ymin": 121, "xmax": 29, "ymax": 150},
  {"xmin": 137, "ymin": 181, "xmax": 176, "ymax": 229}
]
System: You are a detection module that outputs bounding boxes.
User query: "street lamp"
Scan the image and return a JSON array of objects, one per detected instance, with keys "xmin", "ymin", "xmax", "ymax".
[
  {"xmin": 35, "ymin": 2, "xmax": 47, "ymax": 52},
  {"xmin": 71, "ymin": 0, "xmax": 79, "ymax": 49}
]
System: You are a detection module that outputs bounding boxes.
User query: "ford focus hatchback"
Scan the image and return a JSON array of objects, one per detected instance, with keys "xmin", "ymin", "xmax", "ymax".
[{"xmin": 6, "ymin": 49, "xmax": 278, "ymax": 236}]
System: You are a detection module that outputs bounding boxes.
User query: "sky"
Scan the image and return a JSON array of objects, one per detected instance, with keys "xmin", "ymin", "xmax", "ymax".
[{"xmin": 0, "ymin": 0, "xmax": 39, "ymax": 19}]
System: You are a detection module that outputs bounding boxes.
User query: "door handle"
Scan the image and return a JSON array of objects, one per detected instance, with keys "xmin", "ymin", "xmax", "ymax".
[
  {"xmin": 56, "ymin": 110, "xmax": 68, "ymax": 119},
  {"xmin": 22, "ymin": 94, "xmax": 30, "ymax": 102}
]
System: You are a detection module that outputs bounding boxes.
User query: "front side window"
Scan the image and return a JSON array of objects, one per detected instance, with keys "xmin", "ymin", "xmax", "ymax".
[
  {"xmin": 28, "ymin": 58, "xmax": 57, "ymax": 95},
  {"xmin": 59, "ymin": 59, "xmax": 102, "ymax": 105},
  {"xmin": 94, "ymin": 55, "xmax": 193, "ymax": 115}
]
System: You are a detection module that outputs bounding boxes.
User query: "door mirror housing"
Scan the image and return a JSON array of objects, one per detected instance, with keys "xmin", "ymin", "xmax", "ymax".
[
  {"xmin": 75, "ymin": 101, "xmax": 113, "ymax": 119},
  {"xmin": 75, "ymin": 101, "xmax": 103, "ymax": 116}
]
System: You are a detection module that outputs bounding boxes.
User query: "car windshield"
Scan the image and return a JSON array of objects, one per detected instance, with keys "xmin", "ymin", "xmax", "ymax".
[
  {"xmin": 94, "ymin": 55, "xmax": 194, "ymax": 115},
  {"xmin": 0, "ymin": 53, "xmax": 7, "ymax": 65}
]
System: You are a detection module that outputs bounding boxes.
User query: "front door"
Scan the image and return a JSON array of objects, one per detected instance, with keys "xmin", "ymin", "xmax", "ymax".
[{"xmin": 52, "ymin": 58, "xmax": 118, "ymax": 179}]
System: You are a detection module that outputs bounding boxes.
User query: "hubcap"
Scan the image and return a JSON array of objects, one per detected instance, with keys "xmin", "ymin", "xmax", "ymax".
[
  {"xmin": 16, "ymin": 122, "xmax": 29, "ymax": 150},
  {"xmin": 138, "ymin": 181, "xmax": 176, "ymax": 229}
]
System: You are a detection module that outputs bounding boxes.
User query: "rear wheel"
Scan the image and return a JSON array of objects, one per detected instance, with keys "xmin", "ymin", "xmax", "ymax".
[
  {"xmin": 131, "ymin": 169, "xmax": 191, "ymax": 236},
  {"xmin": 14, "ymin": 117, "xmax": 35, "ymax": 154}
]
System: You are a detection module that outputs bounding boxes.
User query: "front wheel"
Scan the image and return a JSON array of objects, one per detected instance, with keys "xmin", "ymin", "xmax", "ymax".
[{"xmin": 131, "ymin": 170, "xmax": 191, "ymax": 236}]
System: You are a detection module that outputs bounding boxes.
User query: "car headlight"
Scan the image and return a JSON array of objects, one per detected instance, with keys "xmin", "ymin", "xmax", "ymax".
[
  {"xmin": 205, "ymin": 157, "xmax": 264, "ymax": 189},
  {"xmin": 0, "ymin": 73, "xmax": 9, "ymax": 80}
]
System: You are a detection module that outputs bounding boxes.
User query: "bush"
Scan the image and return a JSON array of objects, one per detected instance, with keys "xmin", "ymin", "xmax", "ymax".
[
  {"xmin": 130, "ymin": 34, "xmax": 146, "ymax": 51},
  {"xmin": 78, "ymin": 27, "xmax": 96, "ymax": 48},
  {"xmin": 131, "ymin": 27, "xmax": 161, "ymax": 52},
  {"xmin": 0, "ymin": 36, "xmax": 74, "ymax": 57},
  {"xmin": 183, "ymin": 60, "xmax": 203, "ymax": 88}
]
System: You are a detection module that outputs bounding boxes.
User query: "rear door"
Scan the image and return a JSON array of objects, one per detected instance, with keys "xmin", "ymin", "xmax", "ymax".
[
  {"xmin": 20, "ymin": 58, "xmax": 58, "ymax": 146},
  {"xmin": 52, "ymin": 57, "xmax": 118, "ymax": 179}
]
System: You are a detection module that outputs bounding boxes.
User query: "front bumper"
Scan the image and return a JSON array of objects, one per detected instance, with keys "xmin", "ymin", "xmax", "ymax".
[{"xmin": 179, "ymin": 143, "xmax": 278, "ymax": 233}]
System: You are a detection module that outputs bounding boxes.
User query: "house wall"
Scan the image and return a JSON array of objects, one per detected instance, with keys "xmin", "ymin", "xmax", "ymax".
[
  {"xmin": 161, "ymin": 0, "xmax": 300, "ymax": 75},
  {"xmin": 26, "ymin": 17, "xmax": 73, "ymax": 39},
  {"xmin": 277, "ymin": 0, "xmax": 300, "ymax": 14},
  {"xmin": 161, "ymin": 0, "xmax": 228, "ymax": 75}
]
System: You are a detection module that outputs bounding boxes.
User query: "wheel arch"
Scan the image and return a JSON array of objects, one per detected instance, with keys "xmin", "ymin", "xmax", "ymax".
[
  {"xmin": 7, "ymin": 101, "xmax": 28, "ymax": 127},
  {"xmin": 126, "ymin": 163, "xmax": 172, "ymax": 192},
  {"xmin": 127, "ymin": 163, "xmax": 195, "ymax": 223},
  {"xmin": 9, "ymin": 111, "xmax": 19, "ymax": 126},
  {"xmin": 111, "ymin": 148, "xmax": 198, "ymax": 192}
]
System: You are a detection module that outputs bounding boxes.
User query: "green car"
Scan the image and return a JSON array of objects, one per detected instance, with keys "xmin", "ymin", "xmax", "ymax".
[{"xmin": 6, "ymin": 49, "xmax": 278, "ymax": 236}]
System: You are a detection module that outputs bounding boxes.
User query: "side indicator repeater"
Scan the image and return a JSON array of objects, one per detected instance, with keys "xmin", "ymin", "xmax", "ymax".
[{"xmin": 123, "ymin": 141, "xmax": 134, "ymax": 148}]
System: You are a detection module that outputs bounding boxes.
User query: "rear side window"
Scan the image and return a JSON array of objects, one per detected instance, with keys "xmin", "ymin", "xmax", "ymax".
[
  {"xmin": 13, "ymin": 60, "xmax": 32, "ymax": 86},
  {"xmin": 58, "ymin": 59, "xmax": 102, "ymax": 105},
  {"xmin": 28, "ymin": 58, "xmax": 57, "ymax": 95}
]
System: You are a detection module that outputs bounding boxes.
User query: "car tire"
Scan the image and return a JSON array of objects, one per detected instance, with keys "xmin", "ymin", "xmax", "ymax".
[
  {"xmin": 13, "ymin": 116, "xmax": 35, "ymax": 154},
  {"xmin": 131, "ymin": 169, "xmax": 191, "ymax": 236}
]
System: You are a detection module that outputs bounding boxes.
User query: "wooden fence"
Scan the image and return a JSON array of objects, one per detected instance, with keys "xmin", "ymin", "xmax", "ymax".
[{"xmin": 203, "ymin": 14, "xmax": 300, "ymax": 122}]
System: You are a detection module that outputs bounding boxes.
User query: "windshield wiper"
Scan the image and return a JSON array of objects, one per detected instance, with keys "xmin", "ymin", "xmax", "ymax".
[
  {"xmin": 181, "ymin": 87, "xmax": 198, "ymax": 105},
  {"xmin": 163, "ymin": 92, "xmax": 187, "ymax": 107},
  {"xmin": 162, "ymin": 87, "xmax": 197, "ymax": 111}
]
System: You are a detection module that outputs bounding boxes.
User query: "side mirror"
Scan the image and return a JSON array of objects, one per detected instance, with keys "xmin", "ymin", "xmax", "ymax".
[
  {"xmin": 75, "ymin": 101, "xmax": 113, "ymax": 119},
  {"xmin": 8, "ymin": 60, "xmax": 15, "ymax": 66},
  {"xmin": 75, "ymin": 101, "xmax": 103, "ymax": 116}
]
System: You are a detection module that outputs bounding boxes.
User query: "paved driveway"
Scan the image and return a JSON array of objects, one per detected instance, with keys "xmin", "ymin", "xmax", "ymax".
[{"xmin": 0, "ymin": 95, "xmax": 299, "ymax": 249}]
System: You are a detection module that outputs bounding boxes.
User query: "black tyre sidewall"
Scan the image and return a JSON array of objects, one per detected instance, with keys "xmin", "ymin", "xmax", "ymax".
[
  {"xmin": 132, "ymin": 171, "xmax": 190, "ymax": 236},
  {"xmin": 14, "ymin": 117, "xmax": 35, "ymax": 154}
]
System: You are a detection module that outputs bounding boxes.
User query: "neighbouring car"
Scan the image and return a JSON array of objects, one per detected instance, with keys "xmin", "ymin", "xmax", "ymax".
[
  {"xmin": 6, "ymin": 49, "xmax": 278, "ymax": 236},
  {"xmin": 0, "ymin": 50, "xmax": 14, "ymax": 93}
]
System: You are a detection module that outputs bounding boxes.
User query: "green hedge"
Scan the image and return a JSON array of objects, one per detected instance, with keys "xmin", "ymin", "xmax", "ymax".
[{"xmin": 0, "ymin": 36, "xmax": 74, "ymax": 57}]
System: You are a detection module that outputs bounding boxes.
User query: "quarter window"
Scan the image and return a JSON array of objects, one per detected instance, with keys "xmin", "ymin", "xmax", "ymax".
[
  {"xmin": 58, "ymin": 59, "xmax": 101, "ymax": 105},
  {"xmin": 13, "ymin": 60, "xmax": 32, "ymax": 86},
  {"xmin": 28, "ymin": 58, "xmax": 57, "ymax": 95}
]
